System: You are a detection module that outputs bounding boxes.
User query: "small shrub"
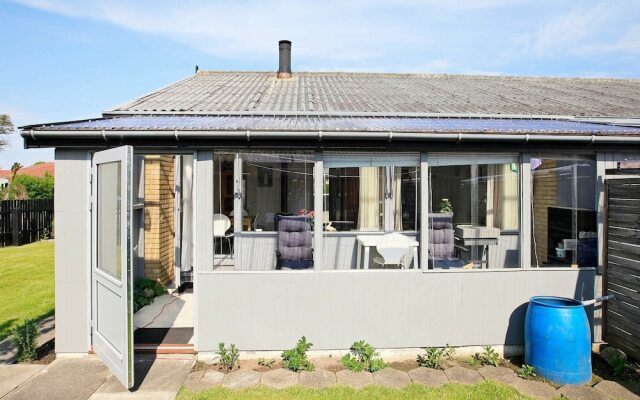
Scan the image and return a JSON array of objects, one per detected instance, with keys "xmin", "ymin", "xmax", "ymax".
[
  {"xmin": 417, "ymin": 347, "xmax": 446, "ymax": 369},
  {"xmin": 12, "ymin": 319, "xmax": 39, "ymax": 362},
  {"xmin": 216, "ymin": 342, "xmax": 240, "ymax": 371},
  {"xmin": 133, "ymin": 278, "xmax": 168, "ymax": 312},
  {"xmin": 609, "ymin": 355, "xmax": 629, "ymax": 377},
  {"xmin": 518, "ymin": 364, "xmax": 536, "ymax": 379},
  {"xmin": 282, "ymin": 336, "xmax": 314, "ymax": 372},
  {"xmin": 473, "ymin": 345, "xmax": 500, "ymax": 367},
  {"xmin": 341, "ymin": 340, "xmax": 387, "ymax": 372},
  {"xmin": 258, "ymin": 358, "xmax": 276, "ymax": 369}
]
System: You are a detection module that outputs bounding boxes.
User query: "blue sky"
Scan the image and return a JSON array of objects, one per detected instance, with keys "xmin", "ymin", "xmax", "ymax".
[{"xmin": 1, "ymin": 0, "xmax": 640, "ymax": 168}]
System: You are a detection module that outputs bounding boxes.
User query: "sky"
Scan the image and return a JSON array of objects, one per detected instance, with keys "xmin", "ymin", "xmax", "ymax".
[{"xmin": 1, "ymin": 0, "xmax": 640, "ymax": 169}]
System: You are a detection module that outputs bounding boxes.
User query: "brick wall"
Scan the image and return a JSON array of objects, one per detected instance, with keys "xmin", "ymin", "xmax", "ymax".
[
  {"xmin": 532, "ymin": 159, "xmax": 557, "ymax": 265},
  {"xmin": 143, "ymin": 155, "xmax": 175, "ymax": 286}
]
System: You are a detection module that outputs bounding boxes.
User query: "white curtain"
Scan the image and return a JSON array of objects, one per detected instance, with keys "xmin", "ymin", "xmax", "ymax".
[
  {"xmin": 393, "ymin": 167, "xmax": 403, "ymax": 231},
  {"xmin": 357, "ymin": 167, "xmax": 381, "ymax": 230},
  {"xmin": 486, "ymin": 164, "xmax": 518, "ymax": 230},
  {"xmin": 180, "ymin": 155, "xmax": 194, "ymax": 271}
]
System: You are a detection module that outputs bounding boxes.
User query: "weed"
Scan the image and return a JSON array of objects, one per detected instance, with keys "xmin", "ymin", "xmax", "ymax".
[
  {"xmin": 12, "ymin": 319, "xmax": 39, "ymax": 362},
  {"xmin": 282, "ymin": 336, "xmax": 314, "ymax": 372},
  {"xmin": 444, "ymin": 343, "xmax": 456, "ymax": 360},
  {"xmin": 217, "ymin": 342, "xmax": 240, "ymax": 371},
  {"xmin": 473, "ymin": 345, "xmax": 500, "ymax": 367},
  {"xmin": 258, "ymin": 358, "xmax": 276, "ymax": 369},
  {"xmin": 341, "ymin": 340, "xmax": 386, "ymax": 372},
  {"xmin": 417, "ymin": 347, "xmax": 446, "ymax": 369},
  {"xmin": 133, "ymin": 278, "xmax": 168, "ymax": 312},
  {"xmin": 609, "ymin": 355, "xmax": 629, "ymax": 377},
  {"xmin": 518, "ymin": 364, "xmax": 536, "ymax": 379}
]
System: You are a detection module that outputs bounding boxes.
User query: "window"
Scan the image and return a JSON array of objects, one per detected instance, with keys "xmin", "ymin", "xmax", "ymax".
[
  {"xmin": 241, "ymin": 153, "xmax": 314, "ymax": 231},
  {"xmin": 427, "ymin": 155, "xmax": 520, "ymax": 269},
  {"xmin": 531, "ymin": 156, "xmax": 596, "ymax": 268}
]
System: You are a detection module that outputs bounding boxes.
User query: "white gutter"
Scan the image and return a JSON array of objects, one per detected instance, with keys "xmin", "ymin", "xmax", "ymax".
[{"xmin": 20, "ymin": 129, "xmax": 640, "ymax": 143}]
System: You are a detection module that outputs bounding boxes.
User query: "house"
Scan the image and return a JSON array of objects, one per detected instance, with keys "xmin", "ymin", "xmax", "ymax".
[
  {"xmin": 20, "ymin": 41, "xmax": 640, "ymax": 388},
  {"xmin": 0, "ymin": 162, "xmax": 54, "ymax": 189}
]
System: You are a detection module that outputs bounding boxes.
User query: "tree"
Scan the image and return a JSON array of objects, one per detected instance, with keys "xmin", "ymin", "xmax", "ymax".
[{"xmin": 0, "ymin": 114, "xmax": 13, "ymax": 150}]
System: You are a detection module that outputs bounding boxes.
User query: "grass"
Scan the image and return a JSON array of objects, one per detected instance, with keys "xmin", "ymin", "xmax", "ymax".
[
  {"xmin": 0, "ymin": 240, "xmax": 54, "ymax": 340},
  {"xmin": 177, "ymin": 381, "xmax": 537, "ymax": 400}
]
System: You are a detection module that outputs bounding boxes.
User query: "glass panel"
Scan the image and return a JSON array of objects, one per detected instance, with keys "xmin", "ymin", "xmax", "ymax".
[
  {"xmin": 242, "ymin": 154, "xmax": 314, "ymax": 231},
  {"xmin": 323, "ymin": 166, "xmax": 384, "ymax": 231},
  {"xmin": 392, "ymin": 166, "xmax": 420, "ymax": 231},
  {"xmin": 531, "ymin": 158, "xmax": 597, "ymax": 267},
  {"xmin": 428, "ymin": 160, "xmax": 520, "ymax": 269},
  {"xmin": 213, "ymin": 153, "xmax": 235, "ymax": 257},
  {"xmin": 97, "ymin": 161, "xmax": 122, "ymax": 280}
]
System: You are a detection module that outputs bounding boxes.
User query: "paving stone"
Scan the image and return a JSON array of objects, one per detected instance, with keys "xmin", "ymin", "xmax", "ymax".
[
  {"xmin": 0, "ymin": 365, "xmax": 45, "ymax": 398},
  {"xmin": 373, "ymin": 368, "xmax": 412, "ymax": 389},
  {"xmin": 408, "ymin": 367, "xmax": 449, "ymax": 387},
  {"xmin": 261, "ymin": 369, "xmax": 298, "ymax": 389},
  {"xmin": 594, "ymin": 380, "xmax": 640, "ymax": 400},
  {"xmin": 509, "ymin": 378, "xmax": 557, "ymax": 400},
  {"xmin": 336, "ymin": 370, "xmax": 374, "ymax": 389},
  {"xmin": 478, "ymin": 366, "xmax": 516, "ymax": 381},
  {"xmin": 444, "ymin": 366, "xmax": 483, "ymax": 385},
  {"xmin": 183, "ymin": 369, "xmax": 224, "ymax": 391},
  {"xmin": 557, "ymin": 384, "xmax": 608, "ymax": 400},
  {"xmin": 222, "ymin": 369, "xmax": 261, "ymax": 390},
  {"xmin": 299, "ymin": 369, "xmax": 336, "ymax": 389}
]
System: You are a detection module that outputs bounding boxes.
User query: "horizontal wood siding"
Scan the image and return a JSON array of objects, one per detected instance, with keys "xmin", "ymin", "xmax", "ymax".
[{"xmin": 605, "ymin": 178, "xmax": 640, "ymax": 360}]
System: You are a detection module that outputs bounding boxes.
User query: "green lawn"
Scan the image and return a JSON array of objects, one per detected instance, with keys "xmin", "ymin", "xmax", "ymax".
[
  {"xmin": 0, "ymin": 240, "xmax": 54, "ymax": 340},
  {"xmin": 177, "ymin": 382, "xmax": 536, "ymax": 400}
]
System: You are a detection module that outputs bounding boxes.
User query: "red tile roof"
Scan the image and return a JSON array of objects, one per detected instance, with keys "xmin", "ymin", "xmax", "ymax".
[{"xmin": 0, "ymin": 162, "xmax": 54, "ymax": 179}]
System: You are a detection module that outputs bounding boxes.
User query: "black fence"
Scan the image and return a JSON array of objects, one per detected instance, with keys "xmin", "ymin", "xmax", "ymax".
[{"xmin": 0, "ymin": 199, "xmax": 54, "ymax": 247}]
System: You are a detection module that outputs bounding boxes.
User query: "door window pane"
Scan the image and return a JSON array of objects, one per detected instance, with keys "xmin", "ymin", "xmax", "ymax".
[
  {"xmin": 97, "ymin": 161, "xmax": 122, "ymax": 280},
  {"xmin": 392, "ymin": 166, "xmax": 420, "ymax": 231},
  {"xmin": 531, "ymin": 157, "xmax": 597, "ymax": 267}
]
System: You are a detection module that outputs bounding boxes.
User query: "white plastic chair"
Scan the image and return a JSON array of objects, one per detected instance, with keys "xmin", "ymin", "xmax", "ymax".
[
  {"xmin": 213, "ymin": 213, "xmax": 233, "ymax": 253},
  {"xmin": 373, "ymin": 233, "xmax": 413, "ymax": 269}
]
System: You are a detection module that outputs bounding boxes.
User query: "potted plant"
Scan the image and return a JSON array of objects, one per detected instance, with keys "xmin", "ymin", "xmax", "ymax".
[{"xmin": 438, "ymin": 198, "xmax": 453, "ymax": 216}]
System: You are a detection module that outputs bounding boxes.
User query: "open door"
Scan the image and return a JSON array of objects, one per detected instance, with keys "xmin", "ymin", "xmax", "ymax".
[{"xmin": 91, "ymin": 146, "xmax": 134, "ymax": 389}]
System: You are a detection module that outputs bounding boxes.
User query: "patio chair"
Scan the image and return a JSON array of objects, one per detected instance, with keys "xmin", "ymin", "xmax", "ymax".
[
  {"xmin": 276, "ymin": 215, "xmax": 313, "ymax": 270},
  {"xmin": 372, "ymin": 232, "xmax": 413, "ymax": 269},
  {"xmin": 428, "ymin": 213, "xmax": 464, "ymax": 269},
  {"xmin": 213, "ymin": 213, "xmax": 234, "ymax": 253}
]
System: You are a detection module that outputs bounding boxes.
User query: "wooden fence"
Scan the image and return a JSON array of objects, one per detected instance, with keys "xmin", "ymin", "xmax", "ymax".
[
  {"xmin": 605, "ymin": 178, "xmax": 640, "ymax": 360},
  {"xmin": 0, "ymin": 199, "xmax": 54, "ymax": 247}
]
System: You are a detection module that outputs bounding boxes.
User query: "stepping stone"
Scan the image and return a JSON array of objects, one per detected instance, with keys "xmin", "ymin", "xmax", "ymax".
[
  {"xmin": 336, "ymin": 370, "xmax": 374, "ymax": 389},
  {"xmin": 373, "ymin": 368, "xmax": 411, "ymax": 389},
  {"xmin": 299, "ymin": 370, "xmax": 336, "ymax": 389},
  {"xmin": 557, "ymin": 384, "xmax": 608, "ymax": 400},
  {"xmin": 183, "ymin": 369, "xmax": 224, "ymax": 391},
  {"xmin": 444, "ymin": 366, "xmax": 483, "ymax": 385},
  {"xmin": 478, "ymin": 366, "xmax": 516, "ymax": 381},
  {"xmin": 222, "ymin": 369, "xmax": 261, "ymax": 390},
  {"xmin": 261, "ymin": 369, "xmax": 298, "ymax": 389},
  {"xmin": 594, "ymin": 380, "xmax": 640, "ymax": 400},
  {"xmin": 408, "ymin": 367, "xmax": 448, "ymax": 387},
  {"xmin": 509, "ymin": 378, "xmax": 557, "ymax": 400}
]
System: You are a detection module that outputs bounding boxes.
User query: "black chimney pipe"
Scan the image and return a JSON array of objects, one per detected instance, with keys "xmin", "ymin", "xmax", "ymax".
[{"xmin": 277, "ymin": 40, "xmax": 292, "ymax": 79}]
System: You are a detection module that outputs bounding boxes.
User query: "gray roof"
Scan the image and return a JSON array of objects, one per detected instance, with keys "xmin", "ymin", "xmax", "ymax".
[{"xmin": 109, "ymin": 71, "xmax": 640, "ymax": 117}]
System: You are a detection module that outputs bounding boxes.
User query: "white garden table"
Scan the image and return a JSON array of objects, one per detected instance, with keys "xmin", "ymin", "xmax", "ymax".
[{"xmin": 355, "ymin": 234, "xmax": 419, "ymax": 269}]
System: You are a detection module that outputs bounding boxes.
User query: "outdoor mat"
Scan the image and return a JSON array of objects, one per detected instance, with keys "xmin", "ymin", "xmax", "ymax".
[{"xmin": 134, "ymin": 327, "xmax": 194, "ymax": 345}]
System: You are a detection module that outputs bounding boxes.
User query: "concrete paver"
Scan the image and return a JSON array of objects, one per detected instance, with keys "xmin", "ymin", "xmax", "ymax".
[
  {"xmin": 372, "ymin": 368, "xmax": 411, "ymax": 389},
  {"xmin": 478, "ymin": 365, "xmax": 516, "ymax": 381},
  {"xmin": 594, "ymin": 379, "xmax": 640, "ymax": 400},
  {"xmin": 222, "ymin": 369, "xmax": 261, "ymax": 390},
  {"xmin": 4, "ymin": 358, "xmax": 110, "ymax": 400},
  {"xmin": 183, "ymin": 369, "xmax": 224, "ymax": 392},
  {"xmin": 261, "ymin": 368, "xmax": 298, "ymax": 389},
  {"xmin": 509, "ymin": 378, "xmax": 557, "ymax": 400},
  {"xmin": 444, "ymin": 366, "xmax": 483, "ymax": 385},
  {"xmin": 335, "ymin": 370, "xmax": 374, "ymax": 389},
  {"xmin": 557, "ymin": 384, "xmax": 608, "ymax": 400},
  {"xmin": 0, "ymin": 364, "xmax": 45, "ymax": 397},
  {"xmin": 408, "ymin": 367, "xmax": 449, "ymax": 387},
  {"xmin": 299, "ymin": 369, "xmax": 336, "ymax": 389}
]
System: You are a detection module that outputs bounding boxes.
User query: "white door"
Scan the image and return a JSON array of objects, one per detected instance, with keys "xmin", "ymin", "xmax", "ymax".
[{"xmin": 91, "ymin": 146, "xmax": 134, "ymax": 389}]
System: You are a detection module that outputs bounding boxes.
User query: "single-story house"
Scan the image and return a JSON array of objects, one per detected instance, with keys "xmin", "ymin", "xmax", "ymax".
[
  {"xmin": 0, "ymin": 161, "xmax": 54, "ymax": 189},
  {"xmin": 20, "ymin": 41, "xmax": 640, "ymax": 388}
]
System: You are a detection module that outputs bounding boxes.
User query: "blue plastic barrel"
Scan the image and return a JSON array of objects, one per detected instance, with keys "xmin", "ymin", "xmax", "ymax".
[{"xmin": 524, "ymin": 296, "xmax": 591, "ymax": 385}]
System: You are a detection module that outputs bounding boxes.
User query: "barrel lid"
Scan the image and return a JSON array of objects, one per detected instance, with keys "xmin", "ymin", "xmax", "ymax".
[{"xmin": 530, "ymin": 296, "xmax": 583, "ymax": 308}]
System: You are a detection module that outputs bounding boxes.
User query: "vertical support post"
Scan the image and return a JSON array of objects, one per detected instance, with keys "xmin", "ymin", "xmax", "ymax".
[
  {"xmin": 11, "ymin": 207, "xmax": 20, "ymax": 246},
  {"xmin": 384, "ymin": 166, "xmax": 393, "ymax": 232},
  {"xmin": 233, "ymin": 154, "xmax": 243, "ymax": 270},
  {"xmin": 520, "ymin": 153, "xmax": 532, "ymax": 268},
  {"xmin": 595, "ymin": 152, "xmax": 606, "ymax": 274},
  {"xmin": 194, "ymin": 151, "xmax": 213, "ymax": 274},
  {"xmin": 419, "ymin": 153, "xmax": 429, "ymax": 271},
  {"xmin": 313, "ymin": 153, "xmax": 324, "ymax": 270}
]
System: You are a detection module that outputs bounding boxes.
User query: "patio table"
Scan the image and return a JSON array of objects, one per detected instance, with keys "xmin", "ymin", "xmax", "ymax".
[{"xmin": 356, "ymin": 234, "xmax": 419, "ymax": 269}]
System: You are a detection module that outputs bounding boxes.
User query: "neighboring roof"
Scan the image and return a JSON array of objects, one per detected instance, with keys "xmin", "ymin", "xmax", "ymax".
[
  {"xmin": 23, "ymin": 115, "xmax": 640, "ymax": 136},
  {"xmin": 108, "ymin": 71, "xmax": 640, "ymax": 118},
  {"xmin": 0, "ymin": 162, "xmax": 54, "ymax": 179}
]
